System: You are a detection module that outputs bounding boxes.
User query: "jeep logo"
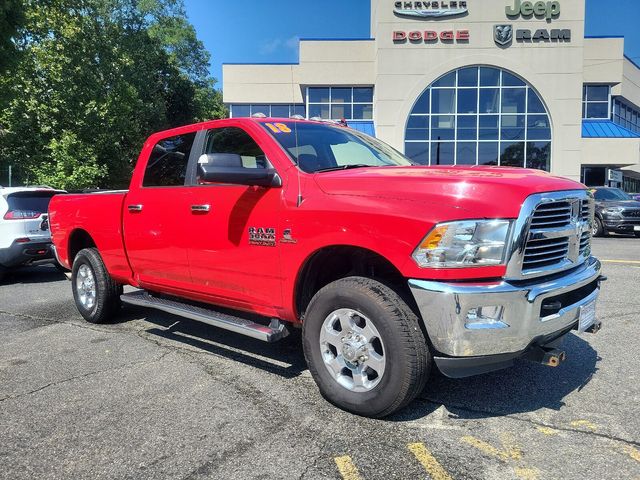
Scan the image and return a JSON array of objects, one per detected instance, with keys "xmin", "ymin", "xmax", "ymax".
[{"xmin": 506, "ymin": 0, "xmax": 560, "ymax": 20}]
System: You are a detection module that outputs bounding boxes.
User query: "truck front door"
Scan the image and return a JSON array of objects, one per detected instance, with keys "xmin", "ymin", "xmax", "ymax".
[{"xmin": 183, "ymin": 125, "xmax": 283, "ymax": 313}]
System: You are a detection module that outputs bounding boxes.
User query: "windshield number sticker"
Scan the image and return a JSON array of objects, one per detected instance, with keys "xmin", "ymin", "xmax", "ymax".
[{"xmin": 265, "ymin": 123, "xmax": 291, "ymax": 134}]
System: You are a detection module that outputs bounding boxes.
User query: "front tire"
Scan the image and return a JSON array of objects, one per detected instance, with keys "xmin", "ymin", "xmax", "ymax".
[
  {"xmin": 72, "ymin": 248, "xmax": 122, "ymax": 324},
  {"xmin": 592, "ymin": 217, "xmax": 606, "ymax": 237},
  {"xmin": 302, "ymin": 277, "xmax": 430, "ymax": 418}
]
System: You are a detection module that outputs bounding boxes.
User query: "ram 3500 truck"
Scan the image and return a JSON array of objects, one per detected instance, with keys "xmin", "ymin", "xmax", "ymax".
[{"xmin": 49, "ymin": 118, "xmax": 605, "ymax": 418}]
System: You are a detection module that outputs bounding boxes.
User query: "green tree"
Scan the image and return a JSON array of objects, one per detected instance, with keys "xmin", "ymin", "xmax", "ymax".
[
  {"xmin": 0, "ymin": 0, "xmax": 24, "ymax": 73},
  {"xmin": 0, "ymin": 0, "xmax": 225, "ymax": 190}
]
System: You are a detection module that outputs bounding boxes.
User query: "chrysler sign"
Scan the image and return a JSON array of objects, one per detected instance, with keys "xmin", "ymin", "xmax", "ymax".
[{"xmin": 394, "ymin": 1, "xmax": 468, "ymax": 19}]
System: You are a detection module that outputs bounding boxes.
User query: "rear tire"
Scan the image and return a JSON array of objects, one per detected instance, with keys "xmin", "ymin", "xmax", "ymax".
[
  {"xmin": 302, "ymin": 276, "xmax": 430, "ymax": 418},
  {"xmin": 72, "ymin": 248, "xmax": 122, "ymax": 324}
]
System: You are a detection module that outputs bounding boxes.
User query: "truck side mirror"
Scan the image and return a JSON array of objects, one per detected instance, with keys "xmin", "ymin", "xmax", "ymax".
[{"xmin": 197, "ymin": 153, "xmax": 282, "ymax": 188}]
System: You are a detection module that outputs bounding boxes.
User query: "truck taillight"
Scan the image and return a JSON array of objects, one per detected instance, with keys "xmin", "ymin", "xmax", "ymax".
[{"xmin": 3, "ymin": 210, "xmax": 42, "ymax": 220}]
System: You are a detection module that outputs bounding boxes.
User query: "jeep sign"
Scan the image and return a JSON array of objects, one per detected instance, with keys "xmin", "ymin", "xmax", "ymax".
[{"xmin": 506, "ymin": 0, "xmax": 561, "ymax": 20}]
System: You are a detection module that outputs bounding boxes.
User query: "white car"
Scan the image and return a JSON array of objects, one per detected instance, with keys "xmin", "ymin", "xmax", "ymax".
[{"xmin": 0, "ymin": 186, "xmax": 65, "ymax": 281}]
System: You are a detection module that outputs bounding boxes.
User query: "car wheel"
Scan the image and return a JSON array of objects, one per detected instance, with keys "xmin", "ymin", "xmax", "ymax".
[
  {"xmin": 592, "ymin": 217, "xmax": 605, "ymax": 237},
  {"xmin": 302, "ymin": 276, "xmax": 430, "ymax": 418},
  {"xmin": 72, "ymin": 248, "xmax": 122, "ymax": 324},
  {"xmin": 635, "ymin": 232, "xmax": 640, "ymax": 238}
]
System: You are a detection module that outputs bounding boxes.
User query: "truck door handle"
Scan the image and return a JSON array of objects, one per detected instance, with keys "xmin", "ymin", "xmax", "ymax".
[
  {"xmin": 191, "ymin": 204, "xmax": 211, "ymax": 213},
  {"xmin": 128, "ymin": 204, "xmax": 143, "ymax": 213}
]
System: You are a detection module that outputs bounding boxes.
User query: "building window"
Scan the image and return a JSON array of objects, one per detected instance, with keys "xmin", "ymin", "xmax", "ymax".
[
  {"xmin": 306, "ymin": 87, "xmax": 374, "ymax": 121},
  {"xmin": 582, "ymin": 85, "xmax": 611, "ymax": 119},
  {"xmin": 229, "ymin": 104, "xmax": 305, "ymax": 118},
  {"xmin": 613, "ymin": 98, "xmax": 640, "ymax": 134},
  {"xmin": 404, "ymin": 66, "xmax": 552, "ymax": 171}
]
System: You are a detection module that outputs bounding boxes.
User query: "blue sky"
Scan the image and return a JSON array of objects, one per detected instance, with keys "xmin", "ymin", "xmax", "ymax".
[{"xmin": 183, "ymin": 0, "xmax": 640, "ymax": 86}]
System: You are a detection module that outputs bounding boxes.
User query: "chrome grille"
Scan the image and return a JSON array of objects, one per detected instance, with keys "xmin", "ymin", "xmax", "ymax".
[
  {"xmin": 512, "ymin": 192, "xmax": 594, "ymax": 278},
  {"xmin": 622, "ymin": 209, "xmax": 640, "ymax": 218}
]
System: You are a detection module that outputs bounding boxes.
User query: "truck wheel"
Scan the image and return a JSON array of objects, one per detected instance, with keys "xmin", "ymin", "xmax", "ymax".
[
  {"xmin": 0, "ymin": 265, "xmax": 6, "ymax": 283},
  {"xmin": 72, "ymin": 248, "xmax": 121, "ymax": 324},
  {"xmin": 302, "ymin": 276, "xmax": 430, "ymax": 418},
  {"xmin": 592, "ymin": 217, "xmax": 605, "ymax": 237}
]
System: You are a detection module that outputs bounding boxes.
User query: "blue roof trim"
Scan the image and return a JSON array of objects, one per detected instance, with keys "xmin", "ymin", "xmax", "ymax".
[
  {"xmin": 347, "ymin": 120, "xmax": 376, "ymax": 137},
  {"xmin": 299, "ymin": 38, "xmax": 375, "ymax": 42},
  {"xmin": 624, "ymin": 54, "xmax": 640, "ymax": 70},
  {"xmin": 584, "ymin": 35, "xmax": 624, "ymax": 39},
  {"xmin": 582, "ymin": 120, "xmax": 640, "ymax": 138},
  {"xmin": 222, "ymin": 62, "xmax": 299, "ymax": 66}
]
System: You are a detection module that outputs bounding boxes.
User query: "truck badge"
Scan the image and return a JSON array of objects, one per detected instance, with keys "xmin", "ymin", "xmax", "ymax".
[
  {"xmin": 494, "ymin": 25, "xmax": 513, "ymax": 46},
  {"xmin": 281, "ymin": 228, "xmax": 298, "ymax": 244},
  {"xmin": 248, "ymin": 227, "xmax": 276, "ymax": 247}
]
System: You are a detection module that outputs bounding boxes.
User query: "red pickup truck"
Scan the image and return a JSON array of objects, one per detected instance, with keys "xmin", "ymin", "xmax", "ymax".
[{"xmin": 49, "ymin": 118, "xmax": 605, "ymax": 417}]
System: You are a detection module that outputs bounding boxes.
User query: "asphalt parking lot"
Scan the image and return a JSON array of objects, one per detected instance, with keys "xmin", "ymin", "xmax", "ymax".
[{"xmin": 1, "ymin": 237, "xmax": 639, "ymax": 480}]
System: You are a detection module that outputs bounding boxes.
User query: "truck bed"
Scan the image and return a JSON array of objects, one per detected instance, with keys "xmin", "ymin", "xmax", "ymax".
[{"xmin": 49, "ymin": 191, "xmax": 132, "ymax": 283}]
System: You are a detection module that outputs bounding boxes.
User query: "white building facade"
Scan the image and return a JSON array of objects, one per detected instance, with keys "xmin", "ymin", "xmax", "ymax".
[{"xmin": 223, "ymin": 0, "xmax": 640, "ymax": 191}]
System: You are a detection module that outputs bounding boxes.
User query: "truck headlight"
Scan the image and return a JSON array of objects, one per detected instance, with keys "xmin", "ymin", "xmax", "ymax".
[
  {"xmin": 412, "ymin": 220, "xmax": 512, "ymax": 268},
  {"xmin": 602, "ymin": 207, "xmax": 624, "ymax": 216}
]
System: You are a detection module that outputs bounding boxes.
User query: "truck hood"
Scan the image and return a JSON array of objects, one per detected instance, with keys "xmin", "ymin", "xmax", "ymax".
[
  {"xmin": 313, "ymin": 166, "xmax": 585, "ymax": 218},
  {"xmin": 596, "ymin": 200, "xmax": 640, "ymax": 209}
]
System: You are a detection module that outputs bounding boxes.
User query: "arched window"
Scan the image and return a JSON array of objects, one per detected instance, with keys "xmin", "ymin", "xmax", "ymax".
[{"xmin": 404, "ymin": 66, "xmax": 551, "ymax": 170}]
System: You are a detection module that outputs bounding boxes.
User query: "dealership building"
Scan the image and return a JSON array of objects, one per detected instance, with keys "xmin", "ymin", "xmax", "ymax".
[{"xmin": 223, "ymin": 0, "xmax": 640, "ymax": 191}]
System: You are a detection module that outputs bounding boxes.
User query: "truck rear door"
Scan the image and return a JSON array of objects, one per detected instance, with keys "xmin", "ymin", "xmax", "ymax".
[{"xmin": 122, "ymin": 132, "xmax": 197, "ymax": 291}]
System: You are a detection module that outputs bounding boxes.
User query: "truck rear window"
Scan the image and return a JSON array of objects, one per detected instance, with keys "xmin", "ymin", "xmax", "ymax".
[
  {"xmin": 7, "ymin": 192, "xmax": 57, "ymax": 214},
  {"xmin": 143, "ymin": 133, "xmax": 196, "ymax": 187}
]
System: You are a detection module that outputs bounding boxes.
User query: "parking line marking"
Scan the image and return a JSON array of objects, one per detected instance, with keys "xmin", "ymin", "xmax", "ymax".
[
  {"xmin": 536, "ymin": 426, "xmax": 559, "ymax": 436},
  {"xmin": 570, "ymin": 420, "xmax": 597, "ymax": 431},
  {"xmin": 624, "ymin": 445, "xmax": 640, "ymax": 463},
  {"xmin": 334, "ymin": 456, "xmax": 363, "ymax": 480},
  {"xmin": 514, "ymin": 467, "xmax": 540, "ymax": 480},
  {"xmin": 407, "ymin": 442, "xmax": 453, "ymax": 480},
  {"xmin": 601, "ymin": 259, "xmax": 640, "ymax": 265},
  {"xmin": 461, "ymin": 435, "xmax": 521, "ymax": 461}
]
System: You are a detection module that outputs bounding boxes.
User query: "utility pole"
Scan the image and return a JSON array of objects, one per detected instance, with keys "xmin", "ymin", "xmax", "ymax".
[{"xmin": 8, "ymin": 165, "xmax": 12, "ymax": 187}]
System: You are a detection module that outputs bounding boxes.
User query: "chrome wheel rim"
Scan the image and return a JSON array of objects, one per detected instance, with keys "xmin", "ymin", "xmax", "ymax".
[
  {"xmin": 319, "ymin": 308, "xmax": 386, "ymax": 393},
  {"xmin": 76, "ymin": 264, "xmax": 96, "ymax": 310}
]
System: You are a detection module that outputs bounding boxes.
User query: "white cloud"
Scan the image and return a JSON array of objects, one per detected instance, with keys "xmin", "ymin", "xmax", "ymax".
[{"xmin": 259, "ymin": 36, "xmax": 299, "ymax": 55}]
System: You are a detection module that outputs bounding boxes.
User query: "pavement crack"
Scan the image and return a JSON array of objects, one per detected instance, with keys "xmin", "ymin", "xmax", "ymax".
[
  {"xmin": 0, "ymin": 351, "xmax": 170, "ymax": 403},
  {"xmin": 418, "ymin": 397, "xmax": 640, "ymax": 448}
]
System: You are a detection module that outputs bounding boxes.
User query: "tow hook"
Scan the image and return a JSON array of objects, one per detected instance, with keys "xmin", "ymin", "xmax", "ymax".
[
  {"xmin": 585, "ymin": 321, "xmax": 602, "ymax": 334},
  {"xmin": 541, "ymin": 348, "xmax": 566, "ymax": 367},
  {"xmin": 524, "ymin": 346, "xmax": 567, "ymax": 368}
]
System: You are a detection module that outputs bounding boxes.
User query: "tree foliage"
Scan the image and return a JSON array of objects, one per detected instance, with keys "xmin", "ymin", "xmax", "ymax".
[
  {"xmin": 0, "ymin": 0, "xmax": 226, "ymax": 190},
  {"xmin": 0, "ymin": 0, "xmax": 24, "ymax": 73}
]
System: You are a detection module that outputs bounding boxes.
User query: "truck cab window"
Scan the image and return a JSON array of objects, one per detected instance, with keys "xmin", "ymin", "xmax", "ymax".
[
  {"xmin": 202, "ymin": 127, "xmax": 268, "ymax": 181},
  {"xmin": 143, "ymin": 133, "xmax": 196, "ymax": 187}
]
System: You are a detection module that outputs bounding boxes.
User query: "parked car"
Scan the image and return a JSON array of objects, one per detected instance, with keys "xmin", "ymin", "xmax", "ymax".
[
  {"xmin": 0, "ymin": 186, "xmax": 66, "ymax": 281},
  {"xmin": 49, "ymin": 118, "xmax": 605, "ymax": 418},
  {"xmin": 591, "ymin": 187, "xmax": 640, "ymax": 237}
]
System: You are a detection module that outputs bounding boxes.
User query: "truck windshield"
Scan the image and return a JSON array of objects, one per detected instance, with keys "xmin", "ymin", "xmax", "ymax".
[
  {"xmin": 593, "ymin": 188, "xmax": 632, "ymax": 201},
  {"xmin": 261, "ymin": 122, "xmax": 413, "ymax": 173}
]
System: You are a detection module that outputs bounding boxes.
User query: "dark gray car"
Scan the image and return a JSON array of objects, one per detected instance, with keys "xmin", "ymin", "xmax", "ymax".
[{"xmin": 591, "ymin": 187, "xmax": 640, "ymax": 237}]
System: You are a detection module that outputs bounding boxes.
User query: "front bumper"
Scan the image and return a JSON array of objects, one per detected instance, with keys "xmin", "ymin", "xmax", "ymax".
[
  {"xmin": 602, "ymin": 215, "xmax": 640, "ymax": 232},
  {"xmin": 408, "ymin": 256, "xmax": 603, "ymax": 361},
  {"xmin": 0, "ymin": 241, "xmax": 54, "ymax": 268}
]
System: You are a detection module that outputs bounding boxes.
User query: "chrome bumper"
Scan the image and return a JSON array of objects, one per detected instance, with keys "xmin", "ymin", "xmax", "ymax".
[{"xmin": 408, "ymin": 257, "xmax": 603, "ymax": 357}]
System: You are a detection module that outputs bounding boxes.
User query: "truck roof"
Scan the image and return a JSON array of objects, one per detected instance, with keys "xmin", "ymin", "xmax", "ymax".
[{"xmin": 147, "ymin": 117, "xmax": 347, "ymax": 142}]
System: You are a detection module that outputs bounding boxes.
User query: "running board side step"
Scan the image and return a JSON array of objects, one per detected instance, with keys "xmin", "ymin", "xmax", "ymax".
[{"xmin": 120, "ymin": 290, "xmax": 289, "ymax": 343}]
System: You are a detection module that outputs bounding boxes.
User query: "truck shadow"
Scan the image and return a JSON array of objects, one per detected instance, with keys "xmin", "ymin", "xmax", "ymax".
[
  {"xmin": 135, "ymin": 305, "xmax": 600, "ymax": 420},
  {"xmin": 393, "ymin": 333, "xmax": 600, "ymax": 421},
  {"xmin": 0, "ymin": 265, "xmax": 67, "ymax": 285},
  {"xmin": 131, "ymin": 307, "xmax": 307, "ymax": 379}
]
